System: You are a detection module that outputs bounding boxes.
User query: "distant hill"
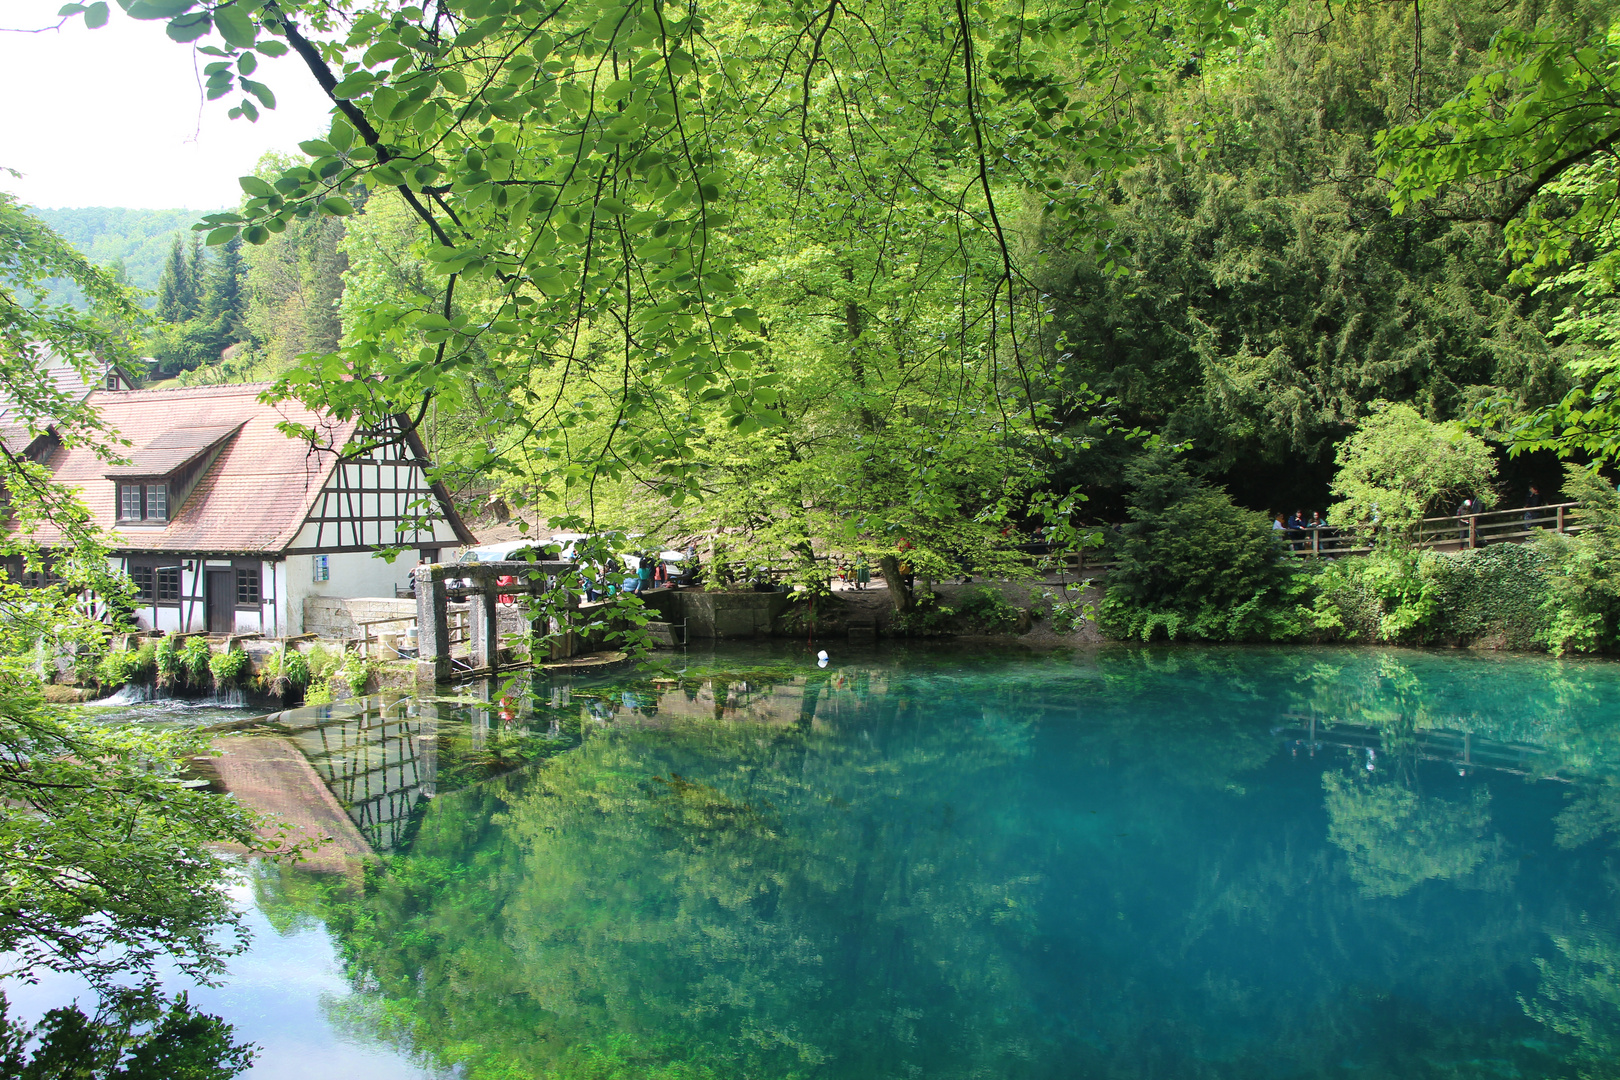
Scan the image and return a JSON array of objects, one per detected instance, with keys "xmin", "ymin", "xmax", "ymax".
[{"xmin": 29, "ymin": 207, "xmax": 220, "ymax": 309}]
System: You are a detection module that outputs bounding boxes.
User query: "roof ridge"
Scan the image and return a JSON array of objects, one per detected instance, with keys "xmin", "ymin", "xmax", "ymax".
[{"xmin": 94, "ymin": 382, "xmax": 276, "ymax": 396}]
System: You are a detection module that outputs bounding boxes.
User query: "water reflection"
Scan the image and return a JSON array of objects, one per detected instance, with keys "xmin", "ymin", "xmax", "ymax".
[{"xmin": 230, "ymin": 645, "xmax": 1620, "ymax": 1079}]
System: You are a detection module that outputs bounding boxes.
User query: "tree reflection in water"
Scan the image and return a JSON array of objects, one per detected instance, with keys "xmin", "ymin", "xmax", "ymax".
[{"xmin": 249, "ymin": 645, "xmax": 1620, "ymax": 1080}]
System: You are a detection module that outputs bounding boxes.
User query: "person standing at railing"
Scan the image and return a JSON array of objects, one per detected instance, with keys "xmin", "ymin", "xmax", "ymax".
[
  {"xmin": 1523, "ymin": 485, "xmax": 1544, "ymax": 526},
  {"xmin": 1456, "ymin": 497, "xmax": 1476, "ymax": 542}
]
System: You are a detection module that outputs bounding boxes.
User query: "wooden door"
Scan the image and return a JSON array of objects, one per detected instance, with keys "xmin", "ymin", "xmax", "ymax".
[{"xmin": 206, "ymin": 570, "xmax": 235, "ymax": 634}]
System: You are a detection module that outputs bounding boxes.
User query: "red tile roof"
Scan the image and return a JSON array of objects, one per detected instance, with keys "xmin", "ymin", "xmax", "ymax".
[{"xmin": 26, "ymin": 384, "xmax": 359, "ymax": 554}]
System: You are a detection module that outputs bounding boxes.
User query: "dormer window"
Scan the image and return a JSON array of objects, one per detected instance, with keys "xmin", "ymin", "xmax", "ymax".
[
  {"xmin": 118, "ymin": 482, "xmax": 168, "ymax": 522},
  {"xmin": 105, "ymin": 422, "xmax": 243, "ymax": 528}
]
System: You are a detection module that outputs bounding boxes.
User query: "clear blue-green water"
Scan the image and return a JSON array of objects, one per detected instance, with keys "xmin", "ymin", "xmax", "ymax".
[{"xmin": 19, "ymin": 643, "xmax": 1620, "ymax": 1078}]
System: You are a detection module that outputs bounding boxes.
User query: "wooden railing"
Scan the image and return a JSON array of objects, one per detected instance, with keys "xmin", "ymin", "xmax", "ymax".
[
  {"xmin": 1281, "ymin": 501, "xmax": 1580, "ymax": 559},
  {"xmin": 1030, "ymin": 502, "xmax": 1583, "ymax": 578},
  {"xmin": 661, "ymin": 503, "xmax": 1586, "ymax": 592}
]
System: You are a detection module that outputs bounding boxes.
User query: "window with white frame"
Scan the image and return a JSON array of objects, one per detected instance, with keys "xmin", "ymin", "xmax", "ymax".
[{"xmin": 117, "ymin": 483, "xmax": 168, "ymax": 522}]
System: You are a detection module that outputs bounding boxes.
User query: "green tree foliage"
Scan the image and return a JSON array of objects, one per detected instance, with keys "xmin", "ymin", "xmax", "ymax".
[
  {"xmin": 29, "ymin": 207, "xmax": 207, "ymax": 310},
  {"xmin": 1327, "ymin": 402, "xmax": 1499, "ymax": 534},
  {"xmin": 240, "ymin": 191, "xmax": 347, "ymax": 374},
  {"xmin": 149, "ymin": 228, "xmax": 251, "ymax": 376},
  {"xmin": 0, "ymin": 199, "xmax": 281, "ymax": 997},
  {"xmin": 1378, "ymin": 4, "xmax": 1620, "ymax": 465},
  {"xmin": 1098, "ymin": 450, "xmax": 1302, "ymax": 640},
  {"xmin": 1535, "ymin": 463, "xmax": 1620, "ymax": 654},
  {"xmin": 1045, "ymin": 0, "xmax": 1571, "ymax": 508},
  {"xmin": 199, "ymin": 234, "xmax": 247, "ymax": 347},
  {"xmin": 154, "ymin": 233, "xmax": 198, "ymax": 324},
  {"xmin": 0, "ymin": 986, "xmax": 256, "ymax": 1080},
  {"xmin": 71, "ymin": 0, "xmax": 1250, "ymax": 587}
]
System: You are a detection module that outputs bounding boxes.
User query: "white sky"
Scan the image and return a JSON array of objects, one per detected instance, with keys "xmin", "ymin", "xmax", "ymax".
[{"xmin": 0, "ymin": 0, "xmax": 335, "ymax": 210}]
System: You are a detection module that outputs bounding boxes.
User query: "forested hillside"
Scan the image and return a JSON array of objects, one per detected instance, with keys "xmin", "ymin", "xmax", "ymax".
[{"xmin": 29, "ymin": 207, "xmax": 213, "ymax": 308}]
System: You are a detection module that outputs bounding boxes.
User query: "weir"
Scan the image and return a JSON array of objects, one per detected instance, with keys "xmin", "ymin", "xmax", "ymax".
[{"xmin": 413, "ymin": 559, "xmax": 577, "ymax": 686}]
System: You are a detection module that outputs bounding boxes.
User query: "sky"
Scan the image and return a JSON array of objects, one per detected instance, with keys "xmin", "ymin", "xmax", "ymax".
[{"xmin": 0, "ymin": 0, "xmax": 334, "ymax": 210}]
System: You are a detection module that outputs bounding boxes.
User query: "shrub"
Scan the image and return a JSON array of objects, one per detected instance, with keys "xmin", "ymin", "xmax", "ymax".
[
  {"xmin": 95, "ymin": 649, "xmax": 137, "ymax": 689},
  {"xmin": 888, "ymin": 593, "xmax": 956, "ymax": 636},
  {"xmin": 209, "ymin": 647, "xmax": 249, "ymax": 688},
  {"xmin": 1036, "ymin": 592, "xmax": 1088, "ymax": 634},
  {"xmin": 1533, "ymin": 464, "xmax": 1620, "ymax": 654},
  {"xmin": 179, "ymin": 636, "xmax": 213, "ymax": 688},
  {"xmin": 303, "ymin": 643, "xmax": 343, "ymax": 683},
  {"xmin": 1311, "ymin": 542, "xmax": 1554, "ymax": 647},
  {"xmin": 283, "ymin": 649, "xmax": 311, "ymax": 688},
  {"xmin": 154, "ymin": 636, "xmax": 180, "ymax": 688},
  {"xmin": 338, "ymin": 658, "xmax": 375, "ymax": 695},
  {"xmin": 1098, "ymin": 450, "xmax": 1303, "ymax": 641},
  {"xmin": 953, "ymin": 587, "xmax": 1023, "ymax": 634},
  {"xmin": 1328, "ymin": 402, "xmax": 1499, "ymax": 535}
]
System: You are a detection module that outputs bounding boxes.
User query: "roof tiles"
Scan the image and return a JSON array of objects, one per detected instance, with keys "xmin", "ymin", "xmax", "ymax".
[{"xmin": 25, "ymin": 384, "xmax": 358, "ymax": 554}]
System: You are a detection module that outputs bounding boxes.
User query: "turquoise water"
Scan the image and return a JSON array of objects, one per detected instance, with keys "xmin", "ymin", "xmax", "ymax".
[{"xmin": 23, "ymin": 644, "xmax": 1620, "ymax": 1078}]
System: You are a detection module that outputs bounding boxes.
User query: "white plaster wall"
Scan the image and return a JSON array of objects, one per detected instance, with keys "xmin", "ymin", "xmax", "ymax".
[{"xmin": 283, "ymin": 549, "xmax": 421, "ymax": 637}]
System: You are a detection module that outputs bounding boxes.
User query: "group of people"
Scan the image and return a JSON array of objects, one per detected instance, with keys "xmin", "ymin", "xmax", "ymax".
[
  {"xmin": 1273, "ymin": 510, "xmax": 1332, "ymax": 551},
  {"xmin": 580, "ymin": 545, "xmax": 702, "ymax": 602},
  {"xmin": 836, "ymin": 554, "xmax": 873, "ymax": 590}
]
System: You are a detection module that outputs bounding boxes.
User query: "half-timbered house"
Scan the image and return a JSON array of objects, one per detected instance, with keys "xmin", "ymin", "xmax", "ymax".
[{"xmin": 18, "ymin": 383, "xmax": 473, "ymax": 635}]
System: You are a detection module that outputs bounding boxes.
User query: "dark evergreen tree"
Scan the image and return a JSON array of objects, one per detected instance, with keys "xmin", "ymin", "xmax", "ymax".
[
  {"xmin": 154, "ymin": 233, "xmax": 197, "ymax": 324},
  {"xmin": 199, "ymin": 235, "xmax": 247, "ymax": 351}
]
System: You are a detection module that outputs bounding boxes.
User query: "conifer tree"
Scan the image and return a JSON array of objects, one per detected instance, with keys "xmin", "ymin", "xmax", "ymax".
[
  {"xmin": 153, "ymin": 234, "xmax": 196, "ymax": 323},
  {"xmin": 199, "ymin": 235, "xmax": 246, "ymax": 349}
]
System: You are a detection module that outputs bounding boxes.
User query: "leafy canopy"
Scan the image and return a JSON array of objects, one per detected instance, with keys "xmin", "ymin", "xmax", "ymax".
[{"xmin": 1328, "ymin": 402, "xmax": 1499, "ymax": 534}]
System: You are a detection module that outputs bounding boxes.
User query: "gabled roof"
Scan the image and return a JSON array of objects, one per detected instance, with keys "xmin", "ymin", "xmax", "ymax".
[
  {"xmin": 26, "ymin": 383, "xmax": 361, "ymax": 554},
  {"xmin": 0, "ymin": 349, "xmax": 136, "ymax": 455}
]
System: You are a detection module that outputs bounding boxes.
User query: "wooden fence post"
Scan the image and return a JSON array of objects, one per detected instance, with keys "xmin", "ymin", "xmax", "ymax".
[
  {"xmin": 1469, "ymin": 515, "xmax": 1478, "ymax": 549},
  {"xmin": 1558, "ymin": 505, "xmax": 1566, "ymax": 533}
]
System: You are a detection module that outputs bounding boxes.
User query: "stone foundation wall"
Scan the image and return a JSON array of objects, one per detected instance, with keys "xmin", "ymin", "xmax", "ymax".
[
  {"xmin": 303, "ymin": 596, "xmax": 417, "ymax": 640},
  {"xmin": 639, "ymin": 589, "xmax": 789, "ymax": 639}
]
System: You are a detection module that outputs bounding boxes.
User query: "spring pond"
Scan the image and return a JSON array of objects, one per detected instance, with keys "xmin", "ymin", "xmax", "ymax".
[{"xmin": 15, "ymin": 642, "xmax": 1620, "ymax": 1079}]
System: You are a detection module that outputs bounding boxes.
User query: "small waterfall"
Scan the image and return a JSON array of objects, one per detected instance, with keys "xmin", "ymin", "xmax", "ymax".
[
  {"xmin": 83, "ymin": 682, "xmax": 252, "ymax": 712},
  {"xmin": 201, "ymin": 686, "xmax": 248, "ymax": 708},
  {"xmin": 85, "ymin": 682, "xmax": 159, "ymax": 707}
]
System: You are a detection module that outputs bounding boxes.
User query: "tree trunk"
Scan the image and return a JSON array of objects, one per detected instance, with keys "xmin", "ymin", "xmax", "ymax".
[{"xmin": 879, "ymin": 554, "xmax": 913, "ymax": 613}]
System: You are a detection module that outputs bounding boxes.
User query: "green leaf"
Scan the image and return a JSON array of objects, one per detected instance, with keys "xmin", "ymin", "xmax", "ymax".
[
  {"xmin": 240, "ymin": 78, "xmax": 275, "ymax": 109},
  {"xmin": 319, "ymin": 197, "xmax": 355, "ymax": 216},
  {"xmin": 298, "ymin": 139, "xmax": 336, "ymax": 158},
  {"xmin": 238, "ymin": 175, "xmax": 274, "ymax": 197},
  {"xmin": 164, "ymin": 11, "xmax": 210, "ymax": 42},
  {"xmin": 255, "ymin": 40, "xmax": 288, "ymax": 57},
  {"xmin": 439, "ymin": 69, "xmax": 467, "ymax": 95},
  {"xmin": 331, "ymin": 74, "xmax": 373, "ymax": 100},
  {"xmin": 56, "ymin": 5, "xmax": 86, "ymax": 16},
  {"xmin": 212, "ymin": 2, "xmax": 256, "ymax": 48},
  {"xmin": 83, "ymin": 2, "xmax": 108, "ymax": 28},
  {"xmin": 243, "ymin": 224, "xmax": 270, "ymax": 244},
  {"xmin": 125, "ymin": 0, "xmax": 196, "ymax": 18},
  {"xmin": 328, "ymin": 121, "xmax": 355, "ymax": 153},
  {"xmin": 204, "ymin": 226, "xmax": 239, "ymax": 246}
]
